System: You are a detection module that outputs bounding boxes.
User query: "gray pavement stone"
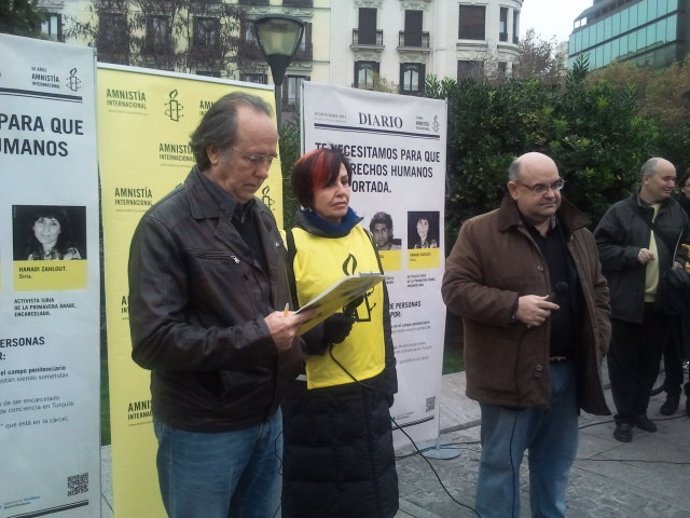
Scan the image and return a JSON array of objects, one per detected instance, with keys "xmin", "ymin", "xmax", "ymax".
[{"xmin": 102, "ymin": 370, "xmax": 690, "ymax": 518}]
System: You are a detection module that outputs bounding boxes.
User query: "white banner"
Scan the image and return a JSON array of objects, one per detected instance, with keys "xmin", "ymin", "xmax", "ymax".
[
  {"xmin": 301, "ymin": 82, "xmax": 447, "ymax": 446},
  {"xmin": 0, "ymin": 35, "xmax": 101, "ymax": 517}
]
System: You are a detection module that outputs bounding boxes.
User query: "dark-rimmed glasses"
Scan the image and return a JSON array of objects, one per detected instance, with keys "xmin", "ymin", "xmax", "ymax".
[{"xmin": 516, "ymin": 178, "xmax": 565, "ymax": 195}]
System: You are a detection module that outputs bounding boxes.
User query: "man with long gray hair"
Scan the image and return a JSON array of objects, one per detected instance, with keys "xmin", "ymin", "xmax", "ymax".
[{"xmin": 128, "ymin": 92, "xmax": 309, "ymax": 518}]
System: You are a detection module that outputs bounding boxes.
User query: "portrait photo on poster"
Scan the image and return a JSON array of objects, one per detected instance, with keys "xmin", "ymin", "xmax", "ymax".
[
  {"xmin": 369, "ymin": 211, "xmax": 402, "ymax": 250},
  {"xmin": 407, "ymin": 210, "xmax": 439, "ymax": 249},
  {"xmin": 12, "ymin": 205, "xmax": 87, "ymax": 261}
]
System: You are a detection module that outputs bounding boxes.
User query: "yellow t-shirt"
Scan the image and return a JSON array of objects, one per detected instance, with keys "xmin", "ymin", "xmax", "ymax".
[{"xmin": 644, "ymin": 203, "xmax": 661, "ymax": 302}]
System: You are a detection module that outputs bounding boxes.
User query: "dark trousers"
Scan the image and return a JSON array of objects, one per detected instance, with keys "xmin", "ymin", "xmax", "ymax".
[
  {"xmin": 662, "ymin": 317, "xmax": 688, "ymax": 397},
  {"xmin": 608, "ymin": 306, "xmax": 670, "ymax": 423}
]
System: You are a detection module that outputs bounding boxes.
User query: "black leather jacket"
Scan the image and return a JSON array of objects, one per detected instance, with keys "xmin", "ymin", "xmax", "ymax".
[
  {"xmin": 595, "ymin": 193, "xmax": 690, "ymax": 324},
  {"xmin": 128, "ymin": 167, "xmax": 302, "ymax": 432}
]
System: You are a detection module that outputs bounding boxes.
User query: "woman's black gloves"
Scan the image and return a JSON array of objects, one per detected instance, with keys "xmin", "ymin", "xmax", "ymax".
[{"xmin": 323, "ymin": 313, "xmax": 355, "ymax": 344}]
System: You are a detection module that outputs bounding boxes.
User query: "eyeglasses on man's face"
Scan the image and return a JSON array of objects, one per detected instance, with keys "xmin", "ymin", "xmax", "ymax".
[
  {"xmin": 231, "ymin": 146, "xmax": 276, "ymax": 167},
  {"xmin": 516, "ymin": 178, "xmax": 565, "ymax": 195}
]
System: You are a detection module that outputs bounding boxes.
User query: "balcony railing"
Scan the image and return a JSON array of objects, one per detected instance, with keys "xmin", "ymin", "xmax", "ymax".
[
  {"xmin": 293, "ymin": 43, "xmax": 313, "ymax": 61},
  {"xmin": 352, "ymin": 29, "xmax": 383, "ymax": 47},
  {"xmin": 398, "ymin": 31, "xmax": 429, "ymax": 48},
  {"xmin": 283, "ymin": 0, "xmax": 313, "ymax": 6}
]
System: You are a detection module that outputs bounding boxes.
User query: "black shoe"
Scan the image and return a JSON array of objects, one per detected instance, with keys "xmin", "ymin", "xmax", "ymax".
[
  {"xmin": 613, "ymin": 422, "xmax": 633, "ymax": 442},
  {"xmin": 634, "ymin": 414, "xmax": 658, "ymax": 432},
  {"xmin": 660, "ymin": 394, "xmax": 680, "ymax": 415}
]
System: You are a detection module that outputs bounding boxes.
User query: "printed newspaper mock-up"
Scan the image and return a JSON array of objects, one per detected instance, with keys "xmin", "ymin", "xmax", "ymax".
[{"xmin": 301, "ymin": 82, "xmax": 448, "ymax": 447}]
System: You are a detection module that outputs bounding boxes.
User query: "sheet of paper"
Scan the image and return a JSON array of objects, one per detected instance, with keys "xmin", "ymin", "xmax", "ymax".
[{"xmin": 296, "ymin": 273, "xmax": 384, "ymax": 334}]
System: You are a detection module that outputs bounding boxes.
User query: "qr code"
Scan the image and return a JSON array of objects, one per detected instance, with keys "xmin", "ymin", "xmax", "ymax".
[
  {"xmin": 67, "ymin": 473, "xmax": 89, "ymax": 496},
  {"xmin": 425, "ymin": 396, "xmax": 436, "ymax": 412}
]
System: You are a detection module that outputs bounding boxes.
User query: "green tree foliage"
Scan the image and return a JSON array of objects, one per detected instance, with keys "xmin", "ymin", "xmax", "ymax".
[
  {"xmin": 0, "ymin": 0, "xmax": 43, "ymax": 37},
  {"xmin": 279, "ymin": 107, "xmax": 303, "ymax": 230},
  {"xmin": 426, "ymin": 56, "xmax": 659, "ymax": 242},
  {"xmin": 591, "ymin": 58, "xmax": 690, "ymax": 172}
]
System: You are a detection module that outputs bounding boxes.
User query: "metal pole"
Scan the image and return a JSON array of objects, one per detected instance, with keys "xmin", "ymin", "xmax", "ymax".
[{"xmin": 274, "ymin": 82, "xmax": 282, "ymax": 128}]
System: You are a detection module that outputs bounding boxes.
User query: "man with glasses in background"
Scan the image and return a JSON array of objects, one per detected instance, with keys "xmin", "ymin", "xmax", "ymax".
[
  {"xmin": 128, "ymin": 92, "xmax": 309, "ymax": 518},
  {"xmin": 442, "ymin": 152, "xmax": 611, "ymax": 518},
  {"xmin": 595, "ymin": 157, "xmax": 690, "ymax": 442}
]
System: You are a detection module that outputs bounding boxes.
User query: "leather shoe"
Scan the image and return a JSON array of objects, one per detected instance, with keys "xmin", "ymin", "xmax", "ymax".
[
  {"xmin": 660, "ymin": 394, "xmax": 679, "ymax": 415},
  {"xmin": 613, "ymin": 422, "xmax": 632, "ymax": 443},
  {"xmin": 634, "ymin": 414, "xmax": 657, "ymax": 432}
]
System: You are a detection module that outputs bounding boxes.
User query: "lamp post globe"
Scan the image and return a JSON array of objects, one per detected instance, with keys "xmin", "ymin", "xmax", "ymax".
[{"xmin": 253, "ymin": 14, "xmax": 305, "ymax": 126}]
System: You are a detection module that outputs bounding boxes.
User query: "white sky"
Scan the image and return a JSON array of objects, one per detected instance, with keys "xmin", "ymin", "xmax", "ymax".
[{"xmin": 520, "ymin": 0, "xmax": 593, "ymax": 43}]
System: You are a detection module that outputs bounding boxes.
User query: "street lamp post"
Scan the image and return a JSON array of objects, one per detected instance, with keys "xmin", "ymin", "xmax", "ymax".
[{"xmin": 254, "ymin": 14, "xmax": 305, "ymax": 127}]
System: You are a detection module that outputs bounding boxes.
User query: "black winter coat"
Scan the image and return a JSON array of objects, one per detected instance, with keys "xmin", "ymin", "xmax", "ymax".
[
  {"xmin": 281, "ymin": 210, "xmax": 398, "ymax": 518},
  {"xmin": 594, "ymin": 194, "xmax": 690, "ymax": 324}
]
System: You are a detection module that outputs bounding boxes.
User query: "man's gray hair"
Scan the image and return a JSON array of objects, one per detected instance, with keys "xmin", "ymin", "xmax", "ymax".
[
  {"xmin": 508, "ymin": 157, "xmax": 521, "ymax": 181},
  {"xmin": 640, "ymin": 157, "xmax": 663, "ymax": 179},
  {"xmin": 189, "ymin": 92, "xmax": 274, "ymax": 171}
]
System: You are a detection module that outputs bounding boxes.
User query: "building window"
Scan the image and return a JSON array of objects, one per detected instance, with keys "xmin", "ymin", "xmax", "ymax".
[
  {"xmin": 145, "ymin": 16, "xmax": 170, "ymax": 55},
  {"xmin": 497, "ymin": 61, "xmax": 508, "ymax": 80},
  {"xmin": 97, "ymin": 12, "xmax": 129, "ymax": 63},
  {"xmin": 400, "ymin": 63, "xmax": 425, "ymax": 95},
  {"xmin": 404, "ymin": 10, "xmax": 423, "ymax": 47},
  {"xmin": 41, "ymin": 13, "xmax": 62, "ymax": 41},
  {"xmin": 499, "ymin": 7, "xmax": 508, "ymax": 42},
  {"xmin": 244, "ymin": 22, "xmax": 258, "ymax": 44},
  {"xmin": 512, "ymin": 11, "xmax": 520, "ymax": 44},
  {"xmin": 358, "ymin": 8, "xmax": 377, "ymax": 45},
  {"xmin": 241, "ymin": 73, "xmax": 267, "ymax": 84},
  {"xmin": 458, "ymin": 5, "xmax": 485, "ymax": 40},
  {"xmin": 194, "ymin": 17, "xmax": 220, "ymax": 48},
  {"xmin": 354, "ymin": 61, "xmax": 379, "ymax": 89},
  {"xmin": 283, "ymin": 75, "xmax": 309, "ymax": 108},
  {"xmin": 457, "ymin": 60, "xmax": 484, "ymax": 80}
]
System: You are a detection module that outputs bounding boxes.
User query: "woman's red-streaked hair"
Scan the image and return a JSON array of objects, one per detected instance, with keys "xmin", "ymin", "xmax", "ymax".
[{"xmin": 291, "ymin": 148, "xmax": 353, "ymax": 208}]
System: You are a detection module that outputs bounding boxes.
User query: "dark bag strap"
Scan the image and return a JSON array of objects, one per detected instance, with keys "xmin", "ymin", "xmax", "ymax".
[{"xmin": 284, "ymin": 228, "xmax": 299, "ymax": 308}]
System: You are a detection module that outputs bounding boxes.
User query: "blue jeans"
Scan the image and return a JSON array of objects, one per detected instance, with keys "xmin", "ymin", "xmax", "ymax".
[
  {"xmin": 153, "ymin": 409, "xmax": 282, "ymax": 518},
  {"xmin": 475, "ymin": 361, "xmax": 578, "ymax": 518}
]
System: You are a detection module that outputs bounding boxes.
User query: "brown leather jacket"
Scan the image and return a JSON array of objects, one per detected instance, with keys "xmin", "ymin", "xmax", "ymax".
[
  {"xmin": 129, "ymin": 168, "xmax": 302, "ymax": 432},
  {"xmin": 442, "ymin": 195, "xmax": 611, "ymax": 415}
]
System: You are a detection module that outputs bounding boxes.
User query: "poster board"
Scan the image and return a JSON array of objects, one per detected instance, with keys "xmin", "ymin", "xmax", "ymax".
[
  {"xmin": 301, "ymin": 82, "xmax": 447, "ymax": 447},
  {"xmin": 0, "ymin": 34, "xmax": 101, "ymax": 518},
  {"xmin": 97, "ymin": 64, "xmax": 281, "ymax": 517}
]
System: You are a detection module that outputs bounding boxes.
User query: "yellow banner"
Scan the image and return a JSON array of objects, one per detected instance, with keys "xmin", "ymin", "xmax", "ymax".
[{"xmin": 98, "ymin": 65, "xmax": 281, "ymax": 518}]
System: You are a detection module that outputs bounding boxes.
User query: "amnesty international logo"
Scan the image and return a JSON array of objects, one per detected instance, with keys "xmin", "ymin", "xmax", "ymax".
[
  {"xmin": 260, "ymin": 185, "xmax": 275, "ymax": 212},
  {"xmin": 165, "ymin": 89, "xmax": 184, "ymax": 122},
  {"xmin": 66, "ymin": 68, "xmax": 82, "ymax": 92}
]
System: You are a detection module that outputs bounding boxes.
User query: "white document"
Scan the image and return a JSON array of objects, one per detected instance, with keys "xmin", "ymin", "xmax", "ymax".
[{"xmin": 296, "ymin": 273, "xmax": 384, "ymax": 334}]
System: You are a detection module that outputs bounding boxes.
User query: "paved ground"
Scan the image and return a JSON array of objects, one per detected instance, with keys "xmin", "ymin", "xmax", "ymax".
[
  {"xmin": 101, "ymin": 368, "xmax": 690, "ymax": 518},
  {"xmin": 394, "ymin": 369, "xmax": 690, "ymax": 518}
]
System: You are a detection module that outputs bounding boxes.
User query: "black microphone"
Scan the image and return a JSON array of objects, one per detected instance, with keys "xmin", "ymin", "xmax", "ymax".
[{"xmin": 549, "ymin": 281, "xmax": 569, "ymax": 303}]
